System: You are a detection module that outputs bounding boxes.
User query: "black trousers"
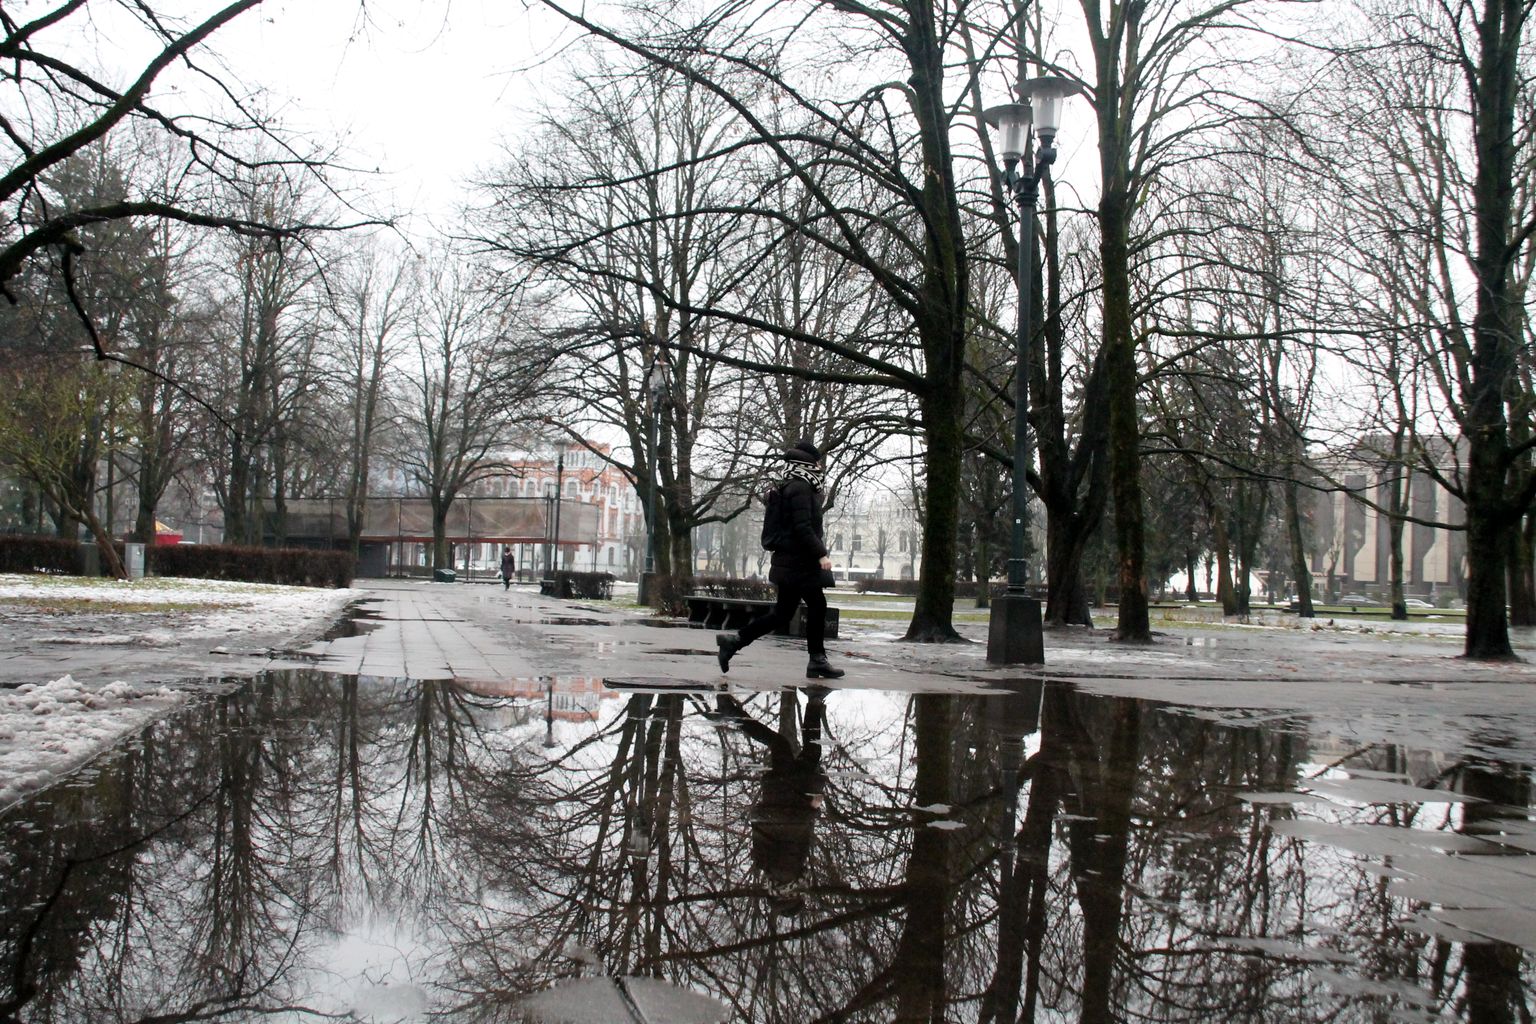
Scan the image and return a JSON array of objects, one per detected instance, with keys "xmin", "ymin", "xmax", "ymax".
[{"xmin": 737, "ymin": 579, "xmax": 827, "ymax": 660}]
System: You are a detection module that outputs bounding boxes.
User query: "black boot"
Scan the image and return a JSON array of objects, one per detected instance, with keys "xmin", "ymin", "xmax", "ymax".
[
  {"xmin": 716, "ymin": 633, "xmax": 741, "ymax": 673},
  {"xmin": 806, "ymin": 655, "xmax": 844, "ymax": 679}
]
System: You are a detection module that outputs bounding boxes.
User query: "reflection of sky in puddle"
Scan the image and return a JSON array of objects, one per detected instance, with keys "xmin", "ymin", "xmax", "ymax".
[
  {"xmin": 0, "ymin": 673, "xmax": 1530, "ymax": 1022},
  {"xmin": 1239, "ymin": 762, "xmax": 1536, "ymax": 952}
]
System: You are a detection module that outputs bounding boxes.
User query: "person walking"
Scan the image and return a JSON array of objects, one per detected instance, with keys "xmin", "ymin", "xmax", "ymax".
[
  {"xmin": 717, "ymin": 439, "xmax": 844, "ymax": 679},
  {"xmin": 499, "ymin": 547, "xmax": 516, "ymax": 591}
]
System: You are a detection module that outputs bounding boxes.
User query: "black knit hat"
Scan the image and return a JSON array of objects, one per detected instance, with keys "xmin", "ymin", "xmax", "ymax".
[{"xmin": 783, "ymin": 439, "xmax": 822, "ymax": 464}]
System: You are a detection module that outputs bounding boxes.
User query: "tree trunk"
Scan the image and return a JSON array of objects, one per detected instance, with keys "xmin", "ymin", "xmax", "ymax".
[
  {"xmin": 431, "ymin": 498, "xmax": 451, "ymax": 570},
  {"xmin": 224, "ymin": 436, "xmax": 251, "ymax": 545},
  {"xmin": 1504, "ymin": 523, "xmax": 1533, "ymax": 626},
  {"xmin": 1389, "ymin": 512, "xmax": 1410, "ymax": 621},
  {"xmin": 85, "ymin": 506, "xmax": 126, "ymax": 580},
  {"xmin": 901, "ymin": 1, "xmax": 967, "ymax": 644},
  {"xmin": 1100, "ymin": 194, "xmax": 1149, "ymax": 642},
  {"xmin": 1211, "ymin": 510, "xmax": 1237, "ymax": 616},
  {"xmin": 974, "ymin": 531, "xmax": 990, "ymax": 610},
  {"xmin": 1284, "ymin": 475, "xmax": 1314, "ymax": 617},
  {"xmin": 1233, "ymin": 484, "xmax": 1266, "ymax": 617},
  {"xmin": 1462, "ymin": 0, "xmax": 1523, "ymax": 660},
  {"xmin": 1034, "ymin": 161, "xmax": 1108, "ymax": 629},
  {"xmin": 1044, "ymin": 516, "xmax": 1095, "ymax": 626},
  {"xmin": 906, "ymin": 384, "xmax": 965, "ymax": 641},
  {"xmin": 1515, "ymin": 514, "xmax": 1536, "ymax": 626}
]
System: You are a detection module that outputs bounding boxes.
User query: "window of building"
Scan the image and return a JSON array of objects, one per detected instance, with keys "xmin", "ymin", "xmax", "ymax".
[{"xmin": 834, "ymin": 532, "xmax": 844, "ymax": 550}]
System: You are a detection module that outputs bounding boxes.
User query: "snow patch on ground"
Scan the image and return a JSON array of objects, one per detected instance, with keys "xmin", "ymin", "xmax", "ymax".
[
  {"xmin": 0, "ymin": 573, "xmax": 359, "ymax": 645},
  {"xmin": 0, "ymin": 675, "xmax": 188, "ymax": 811}
]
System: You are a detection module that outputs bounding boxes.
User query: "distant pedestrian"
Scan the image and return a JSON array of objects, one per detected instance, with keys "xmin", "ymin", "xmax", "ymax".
[
  {"xmin": 717, "ymin": 439, "xmax": 844, "ymax": 679},
  {"xmin": 499, "ymin": 548, "xmax": 516, "ymax": 591}
]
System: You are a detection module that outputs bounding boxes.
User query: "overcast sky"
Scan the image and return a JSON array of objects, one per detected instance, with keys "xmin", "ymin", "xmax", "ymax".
[{"xmin": 208, "ymin": 0, "xmax": 579, "ymax": 234}]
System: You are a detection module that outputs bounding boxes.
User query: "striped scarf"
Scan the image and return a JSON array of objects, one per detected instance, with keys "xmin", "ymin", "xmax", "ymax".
[{"xmin": 783, "ymin": 460, "xmax": 823, "ymax": 492}]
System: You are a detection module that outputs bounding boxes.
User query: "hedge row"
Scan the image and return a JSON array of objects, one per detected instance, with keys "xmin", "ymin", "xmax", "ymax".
[
  {"xmin": 0, "ymin": 535, "xmax": 354, "ymax": 588},
  {"xmin": 0, "ymin": 535, "xmax": 82, "ymax": 574},
  {"xmin": 150, "ymin": 543, "xmax": 354, "ymax": 588},
  {"xmin": 641, "ymin": 573, "xmax": 775, "ymax": 617},
  {"xmin": 544, "ymin": 570, "xmax": 615, "ymax": 600},
  {"xmin": 854, "ymin": 577, "xmax": 1011, "ymax": 598}
]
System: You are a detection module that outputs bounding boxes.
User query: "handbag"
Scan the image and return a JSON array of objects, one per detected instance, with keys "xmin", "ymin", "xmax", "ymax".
[{"xmin": 819, "ymin": 568, "xmax": 836, "ymax": 589}]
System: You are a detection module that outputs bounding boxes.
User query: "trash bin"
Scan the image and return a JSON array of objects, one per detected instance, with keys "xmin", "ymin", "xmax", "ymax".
[
  {"xmin": 432, "ymin": 568, "xmax": 457, "ymax": 583},
  {"xmin": 123, "ymin": 542, "xmax": 146, "ymax": 580}
]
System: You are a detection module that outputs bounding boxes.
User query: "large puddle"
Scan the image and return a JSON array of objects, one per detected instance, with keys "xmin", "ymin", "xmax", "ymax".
[{"xmin": 1, "ymin": 670, "xmax": 1532, "ymax": 1022}]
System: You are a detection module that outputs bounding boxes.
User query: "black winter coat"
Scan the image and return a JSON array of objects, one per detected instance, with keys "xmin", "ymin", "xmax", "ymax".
[{"xmin": 769, "ymin": 477, "xmax": 828, "ymax": 588}]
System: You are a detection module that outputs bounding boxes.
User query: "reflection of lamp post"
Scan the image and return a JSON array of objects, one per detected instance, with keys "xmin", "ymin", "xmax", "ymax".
[
  {"xmin": 640, "ymin": 355, "xmax": 669, "ymax": 605},
  {"xmin": 543, "ymin": 676, "xmax": 558, "ymax": 749},
  {"xmin": 986, "ymin": 680, "xmax": 1044, "ymax": 1024},
  {"xmin": 983, "ymin": 75, "xmax": 1075, "ymax": 666}
]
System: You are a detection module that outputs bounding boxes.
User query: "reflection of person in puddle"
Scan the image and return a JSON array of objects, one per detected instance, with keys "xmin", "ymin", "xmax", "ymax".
[{"xmin": 714, "ymin": 687, "xmax": 829, "ymax": 916}]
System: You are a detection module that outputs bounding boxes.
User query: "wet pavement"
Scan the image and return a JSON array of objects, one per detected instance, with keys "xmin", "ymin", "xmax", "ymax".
[{"xmin": 3, "ymin": 580, "xmax": 1536, "ymax": 1022}]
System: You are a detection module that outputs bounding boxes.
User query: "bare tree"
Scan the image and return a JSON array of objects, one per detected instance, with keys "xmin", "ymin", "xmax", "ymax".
[
  {"xmin": 327, "ymin": 240, "xmax": 414, "ymax": 556},
  {"xmin": 193, "ymin": 170, "xmax": 326, "ymax": 545},
  {"xmin": 0, "ymin": 1, "xmax": 364, "ymax": 300},
  {"xmin": 394, "ymin": 254, "xmax": 530, "ymax": 569},
  {"xmin": 517, "ymin": 0, "xmax": 1019, "ymax": 640},
  {"xmin": 1031, "ymin": 0, "xmax": 1286, "ymax": 641},
  {"xmin": 1318, "ymin": 0, "xmax": 1536, "ymax": 657},
  {"xmin": 478, "ymin": 56, "xmax": 768, "ymax": 585}
]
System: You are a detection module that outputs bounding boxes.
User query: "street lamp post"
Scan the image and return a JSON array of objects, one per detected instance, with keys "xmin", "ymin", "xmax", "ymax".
[
  {"xmin": 552, "ymin": 451, "xmax": 565, "ymax": 574},
  {"xmin": 983, "ymin": 75, "xmax": 1074, "ymax": 666},
  {"xmin": 639, "ymin": 356, "xmax": 669, "ymax": 606}
]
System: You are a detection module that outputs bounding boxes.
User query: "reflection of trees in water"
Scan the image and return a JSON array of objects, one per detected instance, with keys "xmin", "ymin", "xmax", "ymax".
[
  {"xmin": 1065, "ymin": 694, "xmax": 1276, "ymax": 1021},
  {"xmin": 3, "ymin": 672, "xmax": 1533, "ymax": 1022},
  {"xmin": 0, "ymin": 671, "xmax": 342, "ymax": 1021},
  {"xmin": 1456, "ymin": 760, "xmax": 1530, "ymax": 1024},
  {"xmin": 441, "ymin": 688, "xmax": 900, "ymax": 1021},
  {"xmin": 1014, "ymin": 690, "xmax": 1536, "ymax": 1023},
  {"xmin": 0, "ymin": 670, "xmax": 531, "ymax": 1022}
]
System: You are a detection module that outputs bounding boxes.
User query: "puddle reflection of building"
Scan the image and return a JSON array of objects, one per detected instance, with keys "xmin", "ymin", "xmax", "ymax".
[{"xmin": 454, "ymin": 676, "xmax": 615, "ymax": 734}]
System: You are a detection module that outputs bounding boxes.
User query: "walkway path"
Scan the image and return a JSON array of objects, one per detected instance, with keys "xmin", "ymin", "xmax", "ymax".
[{"xmin": 267, "ymin": 580, "xmax": 1536, "ymax": 765}]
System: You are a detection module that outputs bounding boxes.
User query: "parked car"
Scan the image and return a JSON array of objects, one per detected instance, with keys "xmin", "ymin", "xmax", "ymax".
[
  {"xmin": 1338, "ymin": 593, "xmax": 1370, "ymax": 605},
  {"xmin": 1402, "ymin": 598, "xmax": 1435, "ymax": 609}
]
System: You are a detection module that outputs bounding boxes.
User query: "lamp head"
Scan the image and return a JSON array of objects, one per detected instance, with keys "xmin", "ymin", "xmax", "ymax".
[
  {"xmin": 983, "ymin": 102, "xmax": 1032, "ymax": 164},
  {"xmin": 1018, "ymin": 75, "xmax": 1076, "ymax": 145}
]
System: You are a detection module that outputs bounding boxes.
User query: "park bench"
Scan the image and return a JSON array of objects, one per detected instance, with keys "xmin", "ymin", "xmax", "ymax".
[{"xmin": 683, "ymin": 594, "xmax": 839, "ymax": 640}]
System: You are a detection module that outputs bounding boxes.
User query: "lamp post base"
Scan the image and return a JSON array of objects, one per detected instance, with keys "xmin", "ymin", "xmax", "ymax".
[{"xmin": 987, "ymin": 593, "xmax": 1044, "ymax": 665}]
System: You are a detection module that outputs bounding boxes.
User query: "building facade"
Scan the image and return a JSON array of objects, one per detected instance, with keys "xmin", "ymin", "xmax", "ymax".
[{"xmin": 468, "ymin": 442, "xmax": 647, "ymax": 578}]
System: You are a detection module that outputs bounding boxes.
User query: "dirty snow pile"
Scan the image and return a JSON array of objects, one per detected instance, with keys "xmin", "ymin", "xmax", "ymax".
[{"xmin": 0, "ymin": 676, "xmax": 188, "ymax": 809}]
